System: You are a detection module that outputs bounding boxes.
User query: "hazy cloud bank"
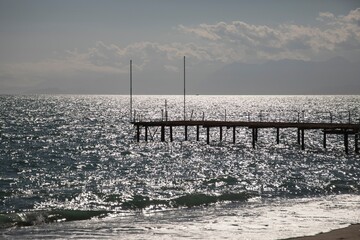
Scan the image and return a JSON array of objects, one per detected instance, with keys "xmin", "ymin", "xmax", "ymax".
[{"xmin": 180, "ymin": 8, "xmax": 360, "ymax": 62}]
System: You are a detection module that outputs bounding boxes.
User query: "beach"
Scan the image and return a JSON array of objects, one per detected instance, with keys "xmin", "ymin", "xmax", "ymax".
[{"xmin": 288, "ymin": 224, "xmax": 360, "ymax": 240}]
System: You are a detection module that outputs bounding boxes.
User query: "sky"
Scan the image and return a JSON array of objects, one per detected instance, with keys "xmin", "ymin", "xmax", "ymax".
[{"xmin": 0, "ymin": 0, "xmax": 360, "ymax": 94}]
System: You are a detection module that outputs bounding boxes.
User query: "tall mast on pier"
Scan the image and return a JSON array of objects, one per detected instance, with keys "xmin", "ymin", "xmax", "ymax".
[
  {"xmin": 183, "ymin": 56, "xmax": 186, "ymax": 121},
  {"xmin": 130, "ymin": 60, "xmax": 132, "ymax": 121}
]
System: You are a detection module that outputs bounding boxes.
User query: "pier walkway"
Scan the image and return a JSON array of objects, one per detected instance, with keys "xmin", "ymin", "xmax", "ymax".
[{"xmin": 132, "ymin": 120, "xmax": 360, "ymax": 154}]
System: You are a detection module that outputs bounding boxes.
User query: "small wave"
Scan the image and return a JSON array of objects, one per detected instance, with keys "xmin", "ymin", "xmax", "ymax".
[
  {"xmin": 0, "ymin": 210, "xmax": 109, "ymax": 228},
  {"xmin": 121, "ymin": 192, "xmax": 252, "ymax": 210},
  {"xmin": 325, "ymin": 180, "xmax": 360, "ymax": 194},
  {"xmin": 203, "ymin": 176, "xmax": 238, "ymax": 185}
]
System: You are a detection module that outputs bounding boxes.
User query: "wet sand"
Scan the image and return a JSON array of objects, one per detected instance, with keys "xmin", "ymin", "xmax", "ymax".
[{"xmin": 287, "ymin": 224, "xmax": 360, "ymax": 240}]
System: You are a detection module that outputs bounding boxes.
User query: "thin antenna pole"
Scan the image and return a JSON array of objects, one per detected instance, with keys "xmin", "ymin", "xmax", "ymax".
[
  {"xmin": 183, "ymin": 56, "xmax": 186, "ymax": 121},
  {"xmin": 130, "ymin": 60, "xmax": 133, "ymax": 121}
]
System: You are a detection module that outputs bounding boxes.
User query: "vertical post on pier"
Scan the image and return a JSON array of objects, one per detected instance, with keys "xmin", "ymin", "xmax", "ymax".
[
  {"xmin": 255, "ymin": 128, "xmax": 258, "ymax": 142},
  {"xmin": 355, "ymin": 134, "xmax": 359, "ymax": 154},
  {"xmin": 136, "ymin": 125, "xmax": 140, "ymax": 142},
  {"xmin": 145, "ymin": 126, "xmax": 148, "ymax": 142},
  {"xmin": 323, "ymin": 130, "xmax": 326, "ymax": 148},
  {"xmin": 252, "ymin": 128, "xmax": 256, "ymax": 149},
  {"xmin": 161, "ymin": 125, "xmax": 165, "ymax": 142},
  {"xmin": 183, "ymin": 56, "xmax": 186, "ymax": 121},
  {"xmin": 165, "ymin": 100, "xmax": 168, "ymax": 121},
  {"xmin": 233, "ymin": 126, "xmax": 236, "ymax": 144},
  {"xmin": 329, "ymin": 112, "xmax": 333, "ymax": 123},
  {"xmin": 220, "ymin": 127, "xmax": 223, "ymax": 141},
  {"xmin": 276, "ymin": 128, "xmax": 280, "ymax": 144},
  {"xmin": 297, "ymin": 128, "xmax": 301, "ymax": 144},
  {"xmin": 196, "ymin": 125, "xmax": 200, "ymax": 141},
  {"xmin": 206, "ymin": 127, "xmax": 210, "ymax": 144},
  {"xmin": 302, "ymin": 111, "xmax": 305, "ymax": 122},
  {"xmin": 344, "ymin": 132, "xmax": 349, "ymax": 155},
  {"xmin": 185, "ymin": 125, "xmax": 188, "ymax": 141},
  {"xmin": 170, "ymin": 126, "xmax": 173, "ymax": 142},
  {"xmin": 301, "ymin": 129, "xmax": 305, "ymax": 150},
  {"xmin": 297, "ymin": 112, "xmax": 300, "ymax": 123},
  {"xmin": 130, "ymin": 60, "xmax": 133, "ymax": 121}
]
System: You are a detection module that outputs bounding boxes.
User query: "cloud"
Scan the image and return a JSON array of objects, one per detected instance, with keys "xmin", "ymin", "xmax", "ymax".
[
  {"xmin": 164, "ymin": 65, "xmax": 179, "ymax": 73},
  {"xmin": 179, "ymin": 24, "xmax": 221, "ymax": 41},
  {"xmin": 179, "ymin": 8, "xmax": 360, "ymax": 62},
  {"xmin": 0, "ymin": 40, "xmax": 213, "ymax": 93},
  {"xmin": 61, "ymin": 41, "xmax": 213, "ymax": 74},
  {"xmin": 317, "ymin": 12, "xmax": 335, "ymax": 21}
]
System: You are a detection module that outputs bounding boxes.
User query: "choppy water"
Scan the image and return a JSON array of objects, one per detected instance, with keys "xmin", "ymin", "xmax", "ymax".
[{"xmin": 0, "ymin": 95, "xmax": 360, "ymax": 239}]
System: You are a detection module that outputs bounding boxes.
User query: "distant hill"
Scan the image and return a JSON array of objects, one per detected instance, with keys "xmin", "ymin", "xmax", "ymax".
[{"xmin": 204, "ymin": 57, "xmax": 360, "ymax": 94}]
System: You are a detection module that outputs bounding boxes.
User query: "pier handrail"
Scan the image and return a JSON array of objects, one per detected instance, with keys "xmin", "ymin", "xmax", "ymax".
[{"xmin": 131, "ymin": 109, "xmax": 359, "ymax": 125}]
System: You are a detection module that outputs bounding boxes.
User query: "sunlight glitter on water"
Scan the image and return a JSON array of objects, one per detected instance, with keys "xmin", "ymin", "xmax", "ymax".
[{"xmin": 0, "ymin": 95, "xmax": 360, "ymax": 239}]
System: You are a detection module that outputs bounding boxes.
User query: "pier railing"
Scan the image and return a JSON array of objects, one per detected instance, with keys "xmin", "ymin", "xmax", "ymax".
[{"xmin": 131, "ymin": 109, "xmax": 360, "ymax": 125}]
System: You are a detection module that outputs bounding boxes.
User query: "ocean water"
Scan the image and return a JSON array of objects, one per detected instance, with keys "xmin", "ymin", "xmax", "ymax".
[{"xmin": 0, "ymin": 94, "xmax": 360, "ymax": 239}]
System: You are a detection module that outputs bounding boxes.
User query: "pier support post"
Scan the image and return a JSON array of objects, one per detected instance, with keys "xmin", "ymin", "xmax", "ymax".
[
  {"xmin": 145, "ymin": 126, "xmax": 148, "ymax": 142},
  {"xmin": 297, "ymin": 129, "xmax": 301, "ymax": 144},
  {"xmin": 301, "ymin": 129, "xmax": 305, "ymax": 150},
  {"xmin": 233, "ymin": 127, "xmax": 236, "ymax": 144},
  {"xmin": 355, "ymin": 134, "xmax": 359, "ymax": 154},
  {"xmin": 185, "ymin": 126, "xmax": 188, "ymax": 141},
  {"xmin": 255, "ymin": 128, "xmax": 258, "ymax": 142},
  {"xmin": 161, "ymin": 126, "xmax": 165, "ymax": 142},
  {"xmin": 252, "ymin": 128, "xmax": 256, "ymax": 149},
  {"xmin": 206, "ymin": 127, "xmax": 210, "ymax": 144},
  {"xmin": 196, "ymin": 125, "xmax": 200, "ymax": 141},
  {"xmin": 344, "ymin": 132, "xmax": 349, "ymax": 155},
  {"xmin": 170, "ymin": 126, "xmax": 173, "ymax": 142},
  {"xmin": 323, "ymin": 131, "xmax": 326, "ymax": 148},
  {"xmin": 276, "ymin": 128, "xmax": 280, "ymax": 144},
  {"xmin": 136, "ymin": 125, "xmax": 140, "ymax": 142},
  {"xmin": 220, "ymin": 127, "xmax": 223, "ymax": 141}
]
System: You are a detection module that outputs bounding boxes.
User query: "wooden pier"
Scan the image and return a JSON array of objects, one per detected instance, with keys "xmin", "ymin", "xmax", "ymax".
[
  {"xmin": 132, "ymin": 120, "xmax": 360, "ymax": 154},
  {"xmin": 127, "ymin": 58, "xmax": 359, "ymax": 154}
]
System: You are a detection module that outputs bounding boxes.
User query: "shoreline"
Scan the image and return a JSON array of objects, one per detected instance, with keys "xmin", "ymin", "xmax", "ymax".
[{"xmin": 286, "ymin": 224, "xmax": 360, "ymax": 240}]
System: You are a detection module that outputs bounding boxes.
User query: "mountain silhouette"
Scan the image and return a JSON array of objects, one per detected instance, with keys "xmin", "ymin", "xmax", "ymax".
[{"xmin": 205, "ymin": 57, "xmax": 360, "ymax": 94}]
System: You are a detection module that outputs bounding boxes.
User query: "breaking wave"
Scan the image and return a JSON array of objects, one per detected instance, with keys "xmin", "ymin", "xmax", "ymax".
[{"xmin": 0, "ymin": 192, "xmax": 252, "ymax": 228}]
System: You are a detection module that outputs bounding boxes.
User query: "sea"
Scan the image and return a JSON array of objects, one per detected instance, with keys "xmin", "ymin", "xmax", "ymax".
[{"xmin": 0, "ymin": 94, "xmax": 360, "ymax": 240}]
